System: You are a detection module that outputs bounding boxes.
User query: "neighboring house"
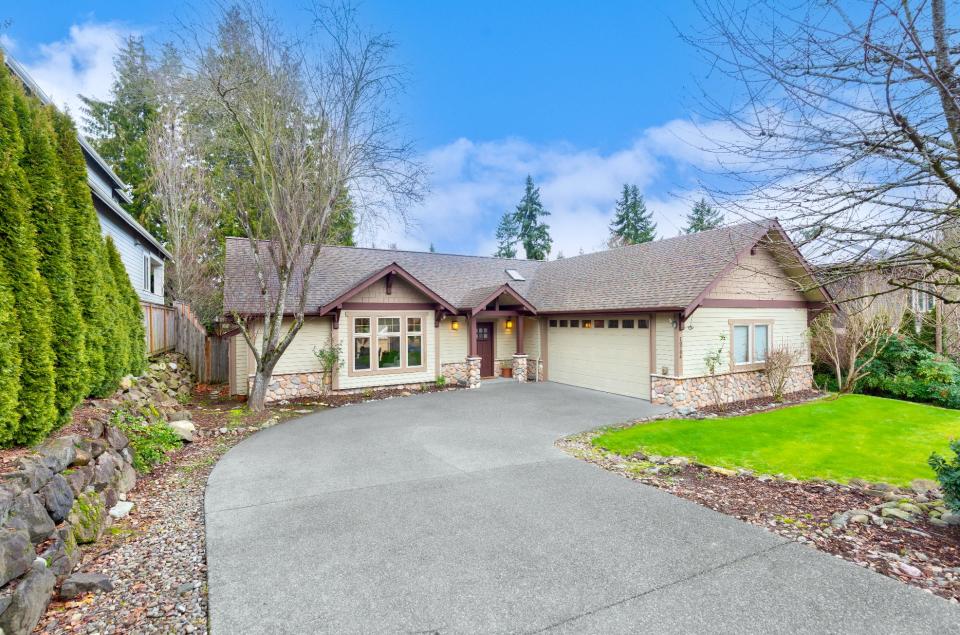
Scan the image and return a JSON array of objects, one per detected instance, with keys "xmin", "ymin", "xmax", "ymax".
[
  {"xmin": 3, "ymin": 54, "xmax": 171, "ymax": 306},
  {"xmin": 224, "ymin": 222, "xmax": 833, "ymax": 409}
]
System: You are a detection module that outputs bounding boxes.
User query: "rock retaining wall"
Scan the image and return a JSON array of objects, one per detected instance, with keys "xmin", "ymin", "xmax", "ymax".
[
  {"xmin": 651, "ymin": 364, "xmax": 814, "ymax": 410},
  {"xmin": 0, "ymin": 421, "xmax": 137, "ymax": 634}
]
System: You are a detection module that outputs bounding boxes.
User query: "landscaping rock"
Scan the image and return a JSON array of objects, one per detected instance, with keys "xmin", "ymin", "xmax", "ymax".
[
  {"xmin": 37, "ymin": 474, "xmax": 74, "ymax": 524},
  {"xmin": 941, "ymin": 511, "xmax": 960, "ymax": 526},
  {"xmin": 910, "ymin": 479, "xmax": 939, "ymax": 496},
  {"xmin": 114, "ymin": 461, "xmax": 137, "ymax": 495},
  {"xmin": 709, "ymin": 466, "xmax": 738, "ymax": 477},
  {"xmin": 87, "ymin": 419, "xmax": 105, "ymax": 439},
  {"xmin": 109, "ymin": 501, "xmax": 134, "ymax": 519},
  {"xmin": 169, "ymin": 410, "xmax": 192, "ymax": 423},
  {"xmin": 897, "ymin": 502, "xmax": 922, "ymax": 515},
  {"xmin": 10, "ymin": 492, "xmax": 55, "ymax": 543},
  {"xmin": 3, "ymin": 461, "xmax": 53, "ymax": 494},
  {"xmin": 0, "ymin": 525, "xmax": 34, "ymax": 587},
  {"xmin": 0, "ymin": 561, "xmax": 56, "ymax": 635},
  {"xmin": 66, "ymin": 490, "xmax": 109, "ymax": 544},
  {"xmin": 92, "ymin": 452, "xmax": 121, "ymax": 492},
  {"xmin": 169, "ymin": 420, "xmax": 196, "ymax": 443},
  {"xmin": 896, "ymin": 562, "xmax": 923, "ymax": 578},
  {"xmin": 62, "ymin": 467, "xmax": 92, "ymax": 498},
  {"xmin": 59, "ymin": 573, "xmax": 114, "ymax": 599},
  {"xmin": 881, "ymin": 507, "xmax": 914, "ymax": 521},
  {"xmin": 36, "ymin": 437, "xmax": 78, "ymax": 473},
  {"xmin": 105, "ymin": 426, "xmax": 128, "ymax": 451},
  {"xmin": 88, "ymin": 438, "xmax": 108, "ymax": 459},
  {"xmin": 850, "ymin": 513, "xmax": 870, "ymax": 524},
  {"xmin": 0, "ymin": 488, "xmax": 14, "ymax": 526},
  {"xmin": 40, "ymin": 527, "xmax": 80, "ymax": 578}
]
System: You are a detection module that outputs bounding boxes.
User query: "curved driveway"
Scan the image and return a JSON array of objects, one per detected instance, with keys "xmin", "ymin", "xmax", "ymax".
[{"xmin": 206, "ymin": 381, "xmax": 960, "ymax": 633}]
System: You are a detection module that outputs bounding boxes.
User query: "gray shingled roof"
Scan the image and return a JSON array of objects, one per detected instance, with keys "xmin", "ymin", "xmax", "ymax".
[{"xmin": 223, "ymin": 223, "xmax": 772, "ymax": 315}]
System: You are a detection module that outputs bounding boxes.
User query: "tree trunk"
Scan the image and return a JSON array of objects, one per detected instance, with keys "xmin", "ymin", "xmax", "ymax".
[{"xmin": 248, "ymin": 363, "xmax": 276, "ymax": 411}]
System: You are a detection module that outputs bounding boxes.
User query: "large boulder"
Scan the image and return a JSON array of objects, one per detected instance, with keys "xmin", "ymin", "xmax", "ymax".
[
  {"xmin": 105, "ymin": 426, "xmax": 128, "ymax": 451},
  {"xmin": 91, "ymin": 452, "xmax": 121, "ymax": 492},
  {"xmin": 2, "ymin": 461, "xmax": 52, "ymax": 495},
  {"xmin": 62, "ymin": 467, "xmax": 92, "ymax": 498},
  {"xmin": 36, "ymin": 436, "xmax": 78, "ymax": 473},
  {"xmin": 0, "ymin": 562, "xmax": 56, "ymax": 635},
  {"xmin": 66, "ymin": 490, "xmax": 109, "ymax": 544},
  {"xmin": 168, "ymin": 420, "xmax": 195, "ymax": 443},
  {"xmin": 38, "ymin": 475, "xmax": 75, "ymax": 524},
  {"xmin": 0, "ymin": 525, "xmax": 33, "ymax": 587},
  {"xmin": 114, "ymin": 462, "xmax": 136, "ymax": 495},
  {"xmin": 10, "ymin": 493, "xmax": 55, "ymax": 543},
  {"xmin": 39, "ymin": 526, "xmax": 80, "ymax": 578}
]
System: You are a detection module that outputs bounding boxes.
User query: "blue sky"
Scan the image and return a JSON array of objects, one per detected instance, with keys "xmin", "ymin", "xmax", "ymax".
[{"xmin": 1, "ymin": 1, "xmax": 728, "ymax": 256}]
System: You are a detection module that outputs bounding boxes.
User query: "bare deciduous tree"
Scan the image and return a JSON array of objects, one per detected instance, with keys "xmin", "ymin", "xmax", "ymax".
[
  {"xmin": 191, "ymin": 3, "xmax": 423, "ymax": 410},
  {"xmin": 687, "ymin": 0, "xmax": 960, "ymax": 300},
  {"xmin": 809, "ymin": 307, "xmax": 895, "ymax": 394},
  {"xmin": 763, "ymin": 345, "xmax": 802, "ymax": 402},
  {"xmin": 148, "ymin": 102, "xmax": 221, "ymax": 324}
]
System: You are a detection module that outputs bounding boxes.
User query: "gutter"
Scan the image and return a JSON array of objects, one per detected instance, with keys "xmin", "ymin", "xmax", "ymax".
[{"xmin": 89, "ymin": 183, "xmax": 173, "ymax": 260}]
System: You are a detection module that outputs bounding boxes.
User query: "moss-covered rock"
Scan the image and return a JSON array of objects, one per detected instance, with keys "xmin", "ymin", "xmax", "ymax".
[{"xmin": 66, "ymin": 490, "xmax": 108, "ymax": 544}]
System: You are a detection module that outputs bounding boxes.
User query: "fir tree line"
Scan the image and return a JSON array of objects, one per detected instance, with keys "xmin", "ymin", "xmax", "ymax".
[{"xmin": 0, "ymin": 55, "xmax": 145, "ymax": 445}]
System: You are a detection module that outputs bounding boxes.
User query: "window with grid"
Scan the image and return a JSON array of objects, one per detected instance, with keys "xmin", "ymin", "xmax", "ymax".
[
  {"xmin": 354, "ymin": 318, "xmax": 371, "ymax": 370},
  {"xmin": 407, "ymin": 317, "xmax": 422, "ymax": 367}
]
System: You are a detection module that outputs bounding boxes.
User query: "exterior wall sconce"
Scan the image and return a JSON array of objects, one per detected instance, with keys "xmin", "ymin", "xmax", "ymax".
[
  {"xmin": 505, "ymin": 319, "xmax": 514, "ymax": 330},
  {"xmin": 451, "ymin": 319, "xmax": 460, "ymax": 332},
  {"xmin": 583, "ymin": 320, "xmax": 593, "ymax": 329}
]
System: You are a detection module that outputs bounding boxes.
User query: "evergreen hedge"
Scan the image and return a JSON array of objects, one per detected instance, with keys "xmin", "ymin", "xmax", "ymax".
[{"xmin": 0, "ymin": 54, "xmax": 150, "ymax": 445}]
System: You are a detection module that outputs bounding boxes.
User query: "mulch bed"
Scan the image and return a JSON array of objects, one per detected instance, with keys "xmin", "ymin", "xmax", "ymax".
[
  {"xmin": 697, "ymin": 389, "xmax": 821, "ymax": 416},
  {"xmin": 558, "ymin": 433, "xmax": 960, "ymax": 603}
]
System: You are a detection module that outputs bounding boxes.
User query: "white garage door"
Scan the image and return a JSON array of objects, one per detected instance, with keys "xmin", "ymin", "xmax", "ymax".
[{"xmin": 547, "ymin": 316, "xmax": 651, "ymax": 399}]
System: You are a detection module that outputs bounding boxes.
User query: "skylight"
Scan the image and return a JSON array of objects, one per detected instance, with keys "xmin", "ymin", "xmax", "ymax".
[{"xmin": 505, "ymin": 269, "xmax": 525, "ymax": 281}]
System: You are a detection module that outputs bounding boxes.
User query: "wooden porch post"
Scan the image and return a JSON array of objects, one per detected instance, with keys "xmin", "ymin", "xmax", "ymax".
[
  {"xmin": 516, "ymin": 315, "xmax": 524, "ymax": 354},
  {"xmin": 468, "ymin": 315, "xmax": 478, "ymax": 357}
]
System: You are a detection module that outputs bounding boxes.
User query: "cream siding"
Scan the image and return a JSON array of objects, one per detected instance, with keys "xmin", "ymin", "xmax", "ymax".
[
  {"xmin": 681, "ymin": 307, "xmax": 810, "ymax": 377},
  {"xmin": 231, "ymin": 335, "xmax": 250, "ymax": 395},
  {"xmin": 335, "ymin": 310, "xmax": 436, "ymax": 389},
  {"xmin": 494, "ymin": 317, "xmax": 517, "ymax": 364},
  {"xmin": 438, "ymin": 316, "xmax": 468, "ymax": 364},
  {"xmin": 546, "ymin": 315, "xmax": 651, "ymax": 399},
  {"xmin": 708, "ymin": 246, "xmax": 805, "ymax": 301},
  {"xmin": 351, "ymin": 277, "xmax": 428, "ymax": 303},
  {"xmin": 654, "ymin": 313, "xmax": 676, "ymax": 376},
  {"xmin": 522, "ymin": 317, "xmax": 541, "ymax": 359}
]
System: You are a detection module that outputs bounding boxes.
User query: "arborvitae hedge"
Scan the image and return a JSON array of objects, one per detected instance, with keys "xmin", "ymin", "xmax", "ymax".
[
  {"xmin": 0, "ymin": 65, "xmax": 57, "ymax": 445},
  {"xmin": 0, "ymin": 54, "xmax": 151, "ymax": 444},
  {"xmin": 0, "ymin": 261, "xmax": 22, "ymax": 446},
  {"xmin": 51, "ymin": 109, "xmax": 111, "ymax": 396},
  {"xmin": 20, "ymin": 101, "xmax": 88, "ymax": 427}
]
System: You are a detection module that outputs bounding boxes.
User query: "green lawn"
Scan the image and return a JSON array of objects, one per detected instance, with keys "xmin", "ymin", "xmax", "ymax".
[{"xmin": 593, "ymin": 394, "xmax": 960, "ymax": 486}]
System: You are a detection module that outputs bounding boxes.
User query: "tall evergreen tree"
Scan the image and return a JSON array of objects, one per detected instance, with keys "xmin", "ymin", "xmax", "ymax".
[
  {"xmin": 51, "ymin": 110, "xmax": 112, "ymax": 395},
  {"xmin": 105, "ymin": 237, "xmax": 146, "ymax": 376},
  {"xmin": 684, "ymin": 198, "xmax": 724, "ymax": 233},
  {"xmin": 609, "ymin": 184, "xmax": 656, "ymax": 245},
  {"xmin": 80, "ymin": 36, "xmax": 160, "ymax": 237},
  {"xmin": 514, "ymin": 175, "xmax": 552, "ymax": 260},
  {"xmin": 327, "ymin": 190, "xmax": 356, "ymax": 246},
  {"xmin": 0, "ymin": 260, "xmax": 22, "ymax": 445},
  {"xmin": 0, "ymin": 65, "xmax": 57, "ymax": 444},
  {"xmin": 493, "ymin": 211, "xmax": 519, "ymax": 258},
  {"xmin": 19, "ymin": 100, "xmax": 87, "ymax": 426},
  {"xmin": 99, "ymin": 238, "xmax": 132, "ymax": 389}
]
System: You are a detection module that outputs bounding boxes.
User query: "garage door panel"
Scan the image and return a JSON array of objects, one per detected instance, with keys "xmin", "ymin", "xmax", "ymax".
[{"xmin": 547, "ymin": 316, "xmax": 651, "ymax": 399}]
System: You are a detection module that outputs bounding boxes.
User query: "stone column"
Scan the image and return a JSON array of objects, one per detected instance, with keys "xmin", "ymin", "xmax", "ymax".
[
  {"xmin": 466, "ymin": 356, "xmax": 482, "ymax": 388},
  {"xmin": 512, "ymin": 354, "xmax": 528, "ymax": 383}
]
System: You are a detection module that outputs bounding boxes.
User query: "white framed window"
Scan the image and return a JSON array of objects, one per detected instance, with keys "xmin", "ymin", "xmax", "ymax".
[
  {"xmin": 377, "ymin": 317, "xmax": 401, "ymax": 369},
  {"xmin": 353, "ymin": 318, "xmax": 371, "ymax": 371},
  {"xmin": 731, "ymin": 322, "xmax": 772, "ymax": 366},
  {"xmin": 407, "ymin": 317, "xmax": 422, "ymax": 367},
  {"xmin": 911, "ymin": 286, "xmax": 936, "ymax": 313},
  {"xmin": 143, "ymin": 254, "xmax": 151, "ymax": 292}
]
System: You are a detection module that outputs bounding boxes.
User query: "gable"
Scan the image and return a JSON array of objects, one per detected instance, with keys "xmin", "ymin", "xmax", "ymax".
[
  {"xmin": 707, "ymin": 244, "xmax": 805, "ymax": 302},
  {"xmin": 351, "ymin": 277, "xmax": 432, "ymax": 304}
]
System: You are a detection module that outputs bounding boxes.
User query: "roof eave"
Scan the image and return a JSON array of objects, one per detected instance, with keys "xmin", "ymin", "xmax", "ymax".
[{"xmin": 89, "ymin": 184, "xmax": 172, "ymax": 259}]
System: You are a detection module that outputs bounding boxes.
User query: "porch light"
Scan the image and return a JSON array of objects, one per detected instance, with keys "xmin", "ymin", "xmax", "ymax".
[
  {"xmin": 583, "ymin": 320, "xmax": 592, "ymax": 329},
  {"xmin": 505, "ymin": 319, "xmax": 514, "ymax": 330},
  {"xmin": 451, "ymin": 319, "xmax": 460, "ymax": 332}
]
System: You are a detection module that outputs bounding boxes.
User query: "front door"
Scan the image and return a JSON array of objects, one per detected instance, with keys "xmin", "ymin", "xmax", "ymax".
[{"xmin": 477, "ymin": 322, "xmax": 494, "ymax": 377}]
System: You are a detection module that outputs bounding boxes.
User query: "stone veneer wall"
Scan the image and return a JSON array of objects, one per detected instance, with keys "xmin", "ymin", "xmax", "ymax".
[
  {"xmin": 254, "ymin": 372, "xmax": 447, "ymax": 402},
  {"xmin": 0, "ymin": 421, "xmax": 138, "ymax": 633},
  {"xmin": 512, "ymin": 355, "xmax": 528, "ymax": 383},
  {"xmin": 651, "ymin": 364, "xmax": 814, "ymax": 410}
]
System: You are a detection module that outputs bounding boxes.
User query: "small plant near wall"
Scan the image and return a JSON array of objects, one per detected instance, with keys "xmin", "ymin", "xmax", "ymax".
[
  {"xmin": 435, "ymin": 375, "xmax": 447, "ymax": 388},
  {"xmin": 110, "ymin": 409, "xmax": 182, "ymax": 473},
  {"xmin": 703, "ymin": 334, "xmax": 728, "ymax": 412},
  {"xmin": 313, "ymin": 344, "xmax": 344, "ymax": 393},
  {"xmin": 765, "ymin": 345, "xmax": 801, "ymax": 402}
]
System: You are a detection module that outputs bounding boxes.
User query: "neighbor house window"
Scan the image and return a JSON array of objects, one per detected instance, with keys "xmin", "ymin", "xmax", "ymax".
[
  {"xmin": 143, "ymin": 254, "xmax": 150, "ymax": 291},
  {"xmin": 354, "ymin": 318, "xmax": 371, "ymax": 370},
  {"xmin": 378, "ymin": 317, "xmax": 401, "ymax": 369},
  {"xmin": 911, "ymin": 286, "xmax": 936, "ymax": 313},
  {"xmin": 732, "ymin": 322, "xmax": 772, "ymax": 366},
  {"xmin": 407, "ymin": 317, "xmax": 422, "ymax": 367}
]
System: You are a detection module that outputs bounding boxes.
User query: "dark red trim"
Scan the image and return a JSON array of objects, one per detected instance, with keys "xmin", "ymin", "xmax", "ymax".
[
  {"xmin": 474, "ymin": 310, "xmax": 526, "ymax": 317},
  {"xmin": 340, "ymin": 302, "xmax": 438, "ymax": 311},
  {"xmin": 539, "ymin": 307, "xmax": 683, "ymax": 316},
  {"xmin": 468, "ymin": 315, "xmax": 478, "ymax": 357},
  {"xmin": 318, "ymin": 262, "xmax": 457, "ymax": 316},
  {"xmin": 385, "ymin": 272, "xmax": 394, "ymax": 295},
  {"xmin": 698, "ymin": 299, "xmax": 826, "ymax": 310},
  {"xmin": 469, "ymin": 284, "xmax": 538, "ymax": 316}
]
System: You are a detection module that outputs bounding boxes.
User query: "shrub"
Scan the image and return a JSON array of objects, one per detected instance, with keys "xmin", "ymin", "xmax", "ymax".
[
  {"xmin": 929, "ymin": 440, "xmax": 960, "ymax": 513},
  {"xmin": 764, "ymin": 345, "xmax": 801, "ymax": 402},
  {"xmin": 0, "ymin": 261, "xmax": 21, "ymax": 444},
  {"xmin": 110, "ymin": 409, "xmax": 182, "ymax": 473},
  {"xmin": 104, "ymin": 236, "xmax": 146, "ymax": 377},
  {"xmin": 859, "ymin": 334, "xmax": 960, "ymax": 409},
  {"xmin": 435, "ymin": 375, "xmax": 447, "ymax": 388}
]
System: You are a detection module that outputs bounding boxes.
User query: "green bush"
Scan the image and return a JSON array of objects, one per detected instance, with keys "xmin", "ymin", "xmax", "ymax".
[
  {"xmin": 110, "ymin": 409, "xmax": 182, "ymax": 473},
  {"xmin": 0, "ymin": 261, "xmax": 21, "ymax": 444},
  {"xmin": 20, "ymin": 101, "xmax": 87, "ymax": 427},
  {"xmin": 105, "ymin": 236, "xmax": 146, "ymax": 377},
  {"xmin": 0, "ymin": 63, "xmax": 57, "ymax": 445},
  {"xmin": 929, "ymin": 440, "xmax": 960, "ymax": 513},
  {"xmin": 859, "ymin": 334, "xmax": 960, "ymax": 409}
]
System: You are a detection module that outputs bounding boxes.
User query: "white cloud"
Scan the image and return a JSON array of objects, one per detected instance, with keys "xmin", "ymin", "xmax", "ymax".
[
  {"xmin": 19, "ymin": 22, "xmax": 132, "ymax": 124},
  {"xmin": 0, "ymin": 34, "xmax": 16, "ymax": 52},
  {"xmin": 362, "ymin": 123, "xmax": 721, "ymax": 257}
]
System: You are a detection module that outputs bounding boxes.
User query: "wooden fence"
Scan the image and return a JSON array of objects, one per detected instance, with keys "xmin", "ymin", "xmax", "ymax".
[
  {"xmin": 141, "ymin": 302, "xmax": 175, "ymax": 354},
  {"xmin": 173, "ymin": 301, "xmax": 230, "ymax": 384}
]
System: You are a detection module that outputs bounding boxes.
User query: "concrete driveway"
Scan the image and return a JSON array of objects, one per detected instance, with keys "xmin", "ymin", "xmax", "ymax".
[{"xmin": 206, "ymin": 381, "xmax": 960, "ymax": 633}]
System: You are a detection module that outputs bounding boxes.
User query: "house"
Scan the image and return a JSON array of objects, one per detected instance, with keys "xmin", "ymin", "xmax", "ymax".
[
  {"xmin": 3, "ymin": 54, "xmax": 171, "ymax": 306},
  {"xmin": 223, "ymin": 221, "xmax": 833, "ymax": 408}
]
